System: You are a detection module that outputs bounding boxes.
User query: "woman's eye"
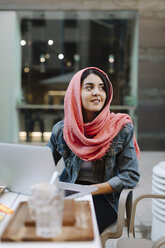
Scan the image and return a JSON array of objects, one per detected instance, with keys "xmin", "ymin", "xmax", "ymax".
[
  {"xmin": 85, "ymin": 85, "xmax": 93, "ymax": 90},
  {"xmin": 100, "ymin": 86, "xmax": 105, "ymax": 91}
]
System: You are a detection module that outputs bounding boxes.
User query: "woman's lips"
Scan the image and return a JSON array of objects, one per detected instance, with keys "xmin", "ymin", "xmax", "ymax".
[{"xmin": 91, "ymin": 99, "xmax": 101, "ymax": 104}]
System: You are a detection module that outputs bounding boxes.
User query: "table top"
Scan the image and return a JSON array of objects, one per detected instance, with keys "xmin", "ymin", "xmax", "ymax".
[{"xmin": 0, "ymin": 191, "xmax": 102, "ymax": 248}]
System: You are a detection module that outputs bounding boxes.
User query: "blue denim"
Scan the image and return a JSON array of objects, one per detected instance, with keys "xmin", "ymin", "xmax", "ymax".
[{"xmin": 47, "ymin": 121, "xmax": 140, "ymax": 212}]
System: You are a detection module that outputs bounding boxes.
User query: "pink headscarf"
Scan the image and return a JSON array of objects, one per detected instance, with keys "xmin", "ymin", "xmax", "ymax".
[{"xmin": 63, "ymin": 67, "xmax": 140, "ymax": 161}]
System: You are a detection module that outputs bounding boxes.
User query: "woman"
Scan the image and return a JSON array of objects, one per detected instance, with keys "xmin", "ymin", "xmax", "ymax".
[{"xmin": 47, "ymin": 67, "xmax": 140, "ymax": 233}]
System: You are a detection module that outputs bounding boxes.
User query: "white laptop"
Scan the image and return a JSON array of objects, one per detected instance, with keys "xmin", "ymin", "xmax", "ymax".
[{"xmin": 0, "ymin": 143, "xmax": 96, "ymax": 198}]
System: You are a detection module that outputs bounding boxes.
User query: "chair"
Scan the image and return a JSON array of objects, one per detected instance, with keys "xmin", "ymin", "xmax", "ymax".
[
  {"xmin": 101, "ymin": 187, "xmax": 135, "ymax": 248},
  {"xmin": 24, "ymin": 110, "xmax": 44, "ymax": 142},
  {"xmin": 117, "ymin": 193, "xmax": 165, "ymax": 248}
]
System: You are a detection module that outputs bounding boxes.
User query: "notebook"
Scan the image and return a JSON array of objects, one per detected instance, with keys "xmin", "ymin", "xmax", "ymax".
[{"xmin": 0, "ymin": 143, "xmax": 96, "ymax": 198}]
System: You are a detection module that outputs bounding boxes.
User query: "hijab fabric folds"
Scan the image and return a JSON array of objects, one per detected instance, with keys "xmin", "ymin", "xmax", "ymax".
[{"xmin": 63, "ymin": 67, "xmax": 140, "ymax": 161}]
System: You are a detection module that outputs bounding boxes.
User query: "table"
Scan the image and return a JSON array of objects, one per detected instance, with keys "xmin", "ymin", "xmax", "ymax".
[{"xmin": 0, "ymin": 191, "xmax": 102, "ymax": 248}]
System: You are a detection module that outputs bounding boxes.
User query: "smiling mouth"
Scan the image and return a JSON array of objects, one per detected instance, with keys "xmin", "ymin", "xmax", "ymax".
[
  {"xmin": 91, "ymin": 99, "xmax": 101, "ymax": 105},
  {"xmin": 91, "ymin": 99, "xmax": 101, "ymax": 104}
]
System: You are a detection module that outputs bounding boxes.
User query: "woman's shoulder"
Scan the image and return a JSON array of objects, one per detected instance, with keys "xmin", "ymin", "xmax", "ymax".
[
  {"xmin": 122, "ymin": 123, "xmax": 134, "ymax": 134},
  {"xmin": 52, "ymin": 120, "xmax": 64, "ymax": 138},
  {"xmin": 53, "ymin": 120, "xmax": 64, "ymax": 129},
  {"xmin": 114, "ymin": 123, "xmax": 134, "ymax": 141}
]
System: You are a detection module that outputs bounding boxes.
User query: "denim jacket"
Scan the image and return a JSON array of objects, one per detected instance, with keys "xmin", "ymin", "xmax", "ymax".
[{"xmin": 47, "ymin": 121, "xmax": 140, "ymax": 212}]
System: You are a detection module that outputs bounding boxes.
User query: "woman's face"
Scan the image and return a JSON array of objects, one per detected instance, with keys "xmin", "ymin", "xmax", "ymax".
[{"xmin": 81, "ymin": 73, "xmax": 106, "ymax": 122}]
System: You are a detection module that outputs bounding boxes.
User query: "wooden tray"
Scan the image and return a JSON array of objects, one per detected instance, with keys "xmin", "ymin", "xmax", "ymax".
[{"xmin": 1, "ymin": 200, "xmax": 94, "ymax": 242}]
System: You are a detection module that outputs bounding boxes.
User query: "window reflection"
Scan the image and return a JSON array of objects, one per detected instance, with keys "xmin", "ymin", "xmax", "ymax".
[
  {"xmin": 19, "ymin": 11, "xmax": 137, "ymax": 105},
  {"xmin": 17, "ymin": 11, "xmax": 138, "ymax": 142}
]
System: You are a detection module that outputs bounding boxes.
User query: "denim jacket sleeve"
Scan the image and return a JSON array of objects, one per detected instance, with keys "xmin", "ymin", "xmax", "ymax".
[{"xmin": 107, "ymin": 123, "xmax": 140, "ymax": 192}]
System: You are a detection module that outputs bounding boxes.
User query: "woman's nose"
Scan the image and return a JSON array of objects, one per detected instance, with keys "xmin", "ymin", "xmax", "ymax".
[{"xmin": 92, "ymin": 87, "xmax": 100, "ymax": 96}]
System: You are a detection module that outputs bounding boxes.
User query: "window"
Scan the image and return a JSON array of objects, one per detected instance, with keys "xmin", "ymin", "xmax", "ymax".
[{"xmin": 18, "ymin": 10, "xmax": 138, "ymax": 141}]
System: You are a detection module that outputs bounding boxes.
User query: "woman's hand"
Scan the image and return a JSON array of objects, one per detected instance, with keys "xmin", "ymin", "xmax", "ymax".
[{"xmin": 91, "ymin": 182, "xmax": 114, "ymax": 195}]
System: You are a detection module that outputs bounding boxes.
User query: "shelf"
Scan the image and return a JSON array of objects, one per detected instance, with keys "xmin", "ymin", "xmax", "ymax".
[{"xmin": 16, "ymin": 104, "xmax": 136, "ymax": 111}]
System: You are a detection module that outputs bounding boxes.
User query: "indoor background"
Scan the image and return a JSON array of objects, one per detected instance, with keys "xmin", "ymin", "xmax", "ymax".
[{"xmin": 0, "ymin": 0, "xmax": 165, "ymax": 151}]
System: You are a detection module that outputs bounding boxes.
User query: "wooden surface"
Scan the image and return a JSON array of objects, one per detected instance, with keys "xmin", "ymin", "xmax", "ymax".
[
  {"xmin": 25, "ymin": 199, "xmax": 75, "ymax": 227},
  {"xmin": 1, "ymin": 200, "xmax": 94, "ymax": 242}
]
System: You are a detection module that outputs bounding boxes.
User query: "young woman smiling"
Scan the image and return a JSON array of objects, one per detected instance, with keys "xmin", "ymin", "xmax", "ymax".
[{"xmin": 48, "ymin": 67, "xmax": 140, "ymax": 233}]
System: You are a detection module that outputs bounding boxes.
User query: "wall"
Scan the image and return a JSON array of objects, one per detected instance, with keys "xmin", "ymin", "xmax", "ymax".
[
  {"xmin": 0, "ymin": 11, "xmax": 21, "ymax": 143},
  {"xmin": 138, "ymin": 12, "xmax": 165, "ymax": 150},
  {"xmin": 0, "ymin": 0, "xmax": 165, "ymax": 150}
]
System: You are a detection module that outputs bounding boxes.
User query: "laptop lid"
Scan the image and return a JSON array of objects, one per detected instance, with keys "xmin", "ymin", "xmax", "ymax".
[{"xmin": 0, "ymin": 143, "xmax": 56, "ymax": 195}]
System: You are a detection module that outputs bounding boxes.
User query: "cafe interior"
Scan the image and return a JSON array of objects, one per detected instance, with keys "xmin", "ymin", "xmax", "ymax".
[
  {"xmin": 0, "ymin": 10, "xmax": 139, "ymax": 144},
  {"xmin": 0, "ymin": 5, "xmax": 165, "ymax": 248}
]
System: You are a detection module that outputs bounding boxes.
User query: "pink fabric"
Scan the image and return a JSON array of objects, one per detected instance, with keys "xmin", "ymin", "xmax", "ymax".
[{"xmin": 63, "ymin": 67, "xmax": 140, "ymax": 161}]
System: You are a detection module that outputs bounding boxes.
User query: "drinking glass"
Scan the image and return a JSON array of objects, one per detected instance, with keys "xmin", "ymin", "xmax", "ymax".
[{"xmin": 28, "ymin": 183, "xmax": 64, "ymax": 238}]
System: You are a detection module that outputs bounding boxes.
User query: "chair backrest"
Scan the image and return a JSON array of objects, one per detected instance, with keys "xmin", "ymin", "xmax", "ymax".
[
  {"xmin": 128, "ymin": 193, "xmax": 165, "ymax": 238},
  {"xmin": 117, "ymin": 192, "xmax": 165, "ymax": 248}
]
